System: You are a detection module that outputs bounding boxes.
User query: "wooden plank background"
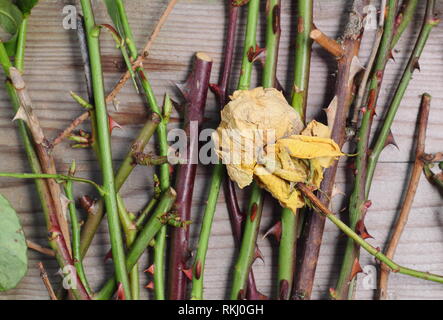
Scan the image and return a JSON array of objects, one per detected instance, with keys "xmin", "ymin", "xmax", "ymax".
[{"xmin": 0, "ymin": 0, "xmax": 442, "ymax": 300}]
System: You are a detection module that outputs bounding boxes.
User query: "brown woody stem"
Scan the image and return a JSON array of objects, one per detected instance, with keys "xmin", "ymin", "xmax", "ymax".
[
  {"xmin": 168, "ymin": 52, "xmax": 213, "ymax": 300},
  {"xmin": 378, "ymin": 93, "xmax": 431, "ymax": 299}
]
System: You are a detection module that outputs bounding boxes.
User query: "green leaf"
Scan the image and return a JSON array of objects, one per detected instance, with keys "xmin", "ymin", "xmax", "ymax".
[
  {"xmin": 102, "ymin": 0, "xmax": 125, "ymax": 39},
  {"xmin": 15, "ymin": 0, "xmax": 39, "ymax": 15},
  {"xmin": 0, "ymin": 0, "xmax": 23, "ymax": 56},
  {"xmin": 0, "ymin": 193, "xmax": 27, "ymax": 291}
]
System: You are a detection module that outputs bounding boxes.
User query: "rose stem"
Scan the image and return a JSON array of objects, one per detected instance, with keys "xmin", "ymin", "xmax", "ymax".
[
  {"xmin": 79, "ymin": 112, "xmax": 160, "ymax": 257},
  {"xmin": 64, "ymin": 161, "xmax": 92, "ymax": 295},
  {"xmin": 293, "ymin": 0, "xmax": 367, "ymax": 300},
  {"xmin": 230, "ymin": 0, "xmax": 281, "ymax": 300},
  {"xmin": 335, "ymin": 0, "xmax": 399, "ymax": 300},
  {"xmin": 106, "ymin": 0, "xmax": 178, "ymax": 103},
  {"xmin": 80, "ymin": 0, "xmax": 131, "ymax": 298},
  {"xmin": 0, "ymin": 41, "xmax": 90, "ymax": 300},
  {"xmin": 366, "ymin": 0, "xmax": 439, "ymax": 193},
  {"xmin": 189, "ymin": 0, "xmax": 260, "ymax": 301},
  {"xmin": 296, "ymin": 182, "xmax": 443, "ymax": 285},
  {"xmin": 168, "ymin": 52, "xmax": 213, "ymax": 299},
  {"xmin": 94, "ymin": 188, "xmax": 176, "ymax": 300},
  {"xmin": 378, "ymin": 93, "xmax": 431, "ymax": 299},
  {"xmin": 274, "ymin": 0, "xmax": 313, "ymax": 300},
  {"xmin": 113, "ymin": 0, "xmax": 172, "ymax": 299}
]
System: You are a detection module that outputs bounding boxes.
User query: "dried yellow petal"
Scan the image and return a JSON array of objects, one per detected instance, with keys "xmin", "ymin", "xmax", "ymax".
[{"xmin": 212, "ymin": 87, "xmax": 303, "ymax": 188}]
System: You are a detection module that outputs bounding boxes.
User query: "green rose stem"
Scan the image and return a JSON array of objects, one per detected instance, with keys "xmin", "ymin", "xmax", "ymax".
[
  {"xmin": 366, "ymin": 0, "xmax": 439, "ymax": 193},
  {"xmin": 293, "ymin": 1, "xmax": 366, "ymax": 300},
  {"xmin": 112, "ymin": 0, "xmax": 172, "ymax": 299},
  {"xmin": 212, "ymin": 3, "xmax": 262, "ymax": 299},
  {"xmin": 189, "ymin": 0, "xmax": 260, "ymax": 301},
  {"xmin": 64, "ymin": 162, "xmax": 92, "ymax": 295},
  {"xmin": 296, "ymin": 183, "xmax": 443, "ymax": 287},
  {"xmin": 79, "ymin": 0, "xmax": 131, "ymax": 298},
  {"xmin": 278, "ymin": 0, "xmax": 313, "ymax": 300},
  {"xmin": 79, "ymin": 111, "xmax": 160, "ymax": 257},
  {"xmin": 0, "ymin": 172, "xmax": 105, "ymax": 195},
  {"xmin": 391, "ymin": 0, "xmax": 419, "ymax": 48},
  {"xmin": 229, "ymin": 0, "xmax": 279, "ymax": 300},
  {"xmin": 0, "ymin": 41, "xmax": 90, "ymax": 299},
  {"xmin": 94, "ymin": 188, "xmax": 176, "ymax": 300},
  {"xmin": 116, "ymin": 195, "xmax": 139, "ymax": 300},
  {"xmin": 335, "ymin": 0, "xmax": 398, "ymax": 300}
]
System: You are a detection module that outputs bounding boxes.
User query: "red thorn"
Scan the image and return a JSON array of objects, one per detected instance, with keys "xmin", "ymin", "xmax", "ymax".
[
  {"xmin": 209, "ymin": 83, "xmax": 221, "ymax": 99},
  {"xmin": 384, "ymin": 129, "xmax": 399, "ymax": 150},
  {"xmin": 363, "ymin": 200, "xmax": 372, "ymax": 209},
  {"xmin": 356, "ymin": 219, "xmax": 374, "ymax": 240},
  {"xmin": 350, "ymin": 257, "xmax": 363, "ymax": 280},
  {"xmin": 237, "ymin": 289, "xmax": 246, "ymax": 300},
  {"xmin": 182, "ymin": 268, "xmax": 193, "ymax": 281},
  {"xmin": 104, "ymin": 248, "xmax": 113, "ymax": 262},
  {"xmin": 195, "ymin": 260, "xmax": 202, "ymax": 280},
  {"xmin": 116, "ymin": 283, "xmax": 126, "ymax": 300},
  {"xmin": 144, "ymin": 264, "xmax": 155, "ymax": 275},
  {"xmin": 247, "ymin": 45, "xmax": 265, "ymax": 63},
  {"xmin": 250, "ymin": 203, "xmax": 258, "ymax": 222},
  {"xmin": 388, "ymin": 50, "xmax": 395, "ymax": 62},
  {"xmin": 263, "ymin": 221, "xmax": 282, "ymax": 242},
  {"xmin": 145, "ymin": 281, "xmax": 154, "ymax": 290},
  {"xmin": 108, "ymin": 115, "xmax": 122, "ymax": 134},
  {"xmin": 254, "ymin": 246, "xmax": 264, "ymax": 264},
  {"xmin": 248, "ymin": 289, "xmax": 268, "ymax": 300}
]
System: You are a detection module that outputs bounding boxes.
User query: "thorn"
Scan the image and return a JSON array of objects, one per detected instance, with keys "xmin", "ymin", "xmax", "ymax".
[
  {"xmin": 411, "ymin": 57, "xmax": 420, "ymax": 72},
  {"xmin": 182, "ymin": 268, "xmax": 193, "ymax": 281},
  {"xmin": 384, "ymin": 129, "xmax": 399, "ymax": 150},
  {"xmin": 363, "ymin": 200, "xmax": 372, "ymax": 209},
  {"xmin": 247, "ymin": 45, "xmax": 265, "ymax": 63},
  {"xmin": 356, "ymin": 219, "xmax": 374, "ymax": 240},
  {"xmin": 263, "ymin": 221, "xmax": 282, "ymax": 242},
  {"xmin": 144, "ymin": 264, "xmax": 154, "ymax": 275},
  {"xmin": 250, "ymin": 203, "xmax": 258, "ymax": 222},
  {"xmin": 209, "ymin": 83, "xmax": 221, "ymax": 99},
  {"xmin": 108, "ymin": 115, "xmax": 122, "ymax": 134},
  {"xmin": 254, "ymin": 246, "xmax": 264, "ymax": 264},
  {"xmin": 116, "ymin": 283, "xmax": 126, "ymax": 300},
  {"xmin": 12, "ymin": 107, "xmax": 27, "ymax": 122},
  {"xmin": 145, "ymin": 281, "xmax": 154, "ymax": 290},
  {"xmin": 237, "ymin": 289, "xmax": 246, "ymax": 300},
  {"xmin": 388, "ymin": 50, "xmax": 395, "ymax": 62},
  {"xmin": 104, "ymin": 248, "xmax": 112, "ymax": 262},
  {"xmin": 248, "ymin": 288, "xmax": 268, "ymax": 300},
  {"xmin": 350, "ymin": 258, "xmax": 363, "ymax": 280},
  {"xmin": 195, "ymin": 260, "xmax": 202, "ymax": 280}
]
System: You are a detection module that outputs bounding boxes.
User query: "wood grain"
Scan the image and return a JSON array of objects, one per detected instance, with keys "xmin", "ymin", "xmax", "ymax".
[{"xmin": 0, "ymin": 0, "xmax": 442, "ymax": 300}]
